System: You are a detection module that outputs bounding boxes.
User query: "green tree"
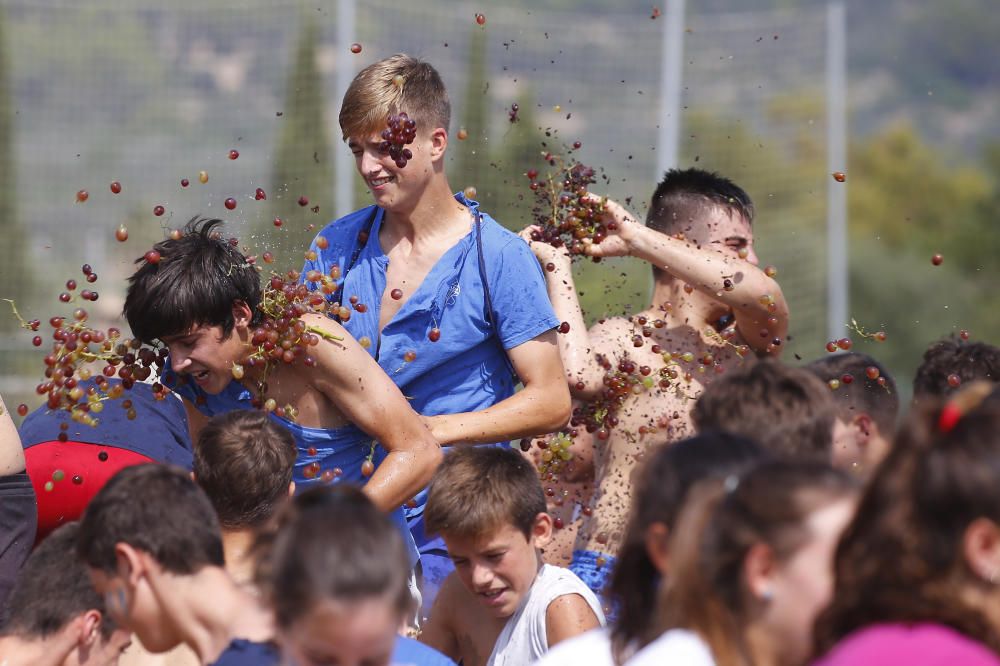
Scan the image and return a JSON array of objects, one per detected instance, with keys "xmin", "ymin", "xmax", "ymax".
[
  {"xmin": 264, "ymin": 16, "xmax": 334, "ymax": 266},
  {"xmin": 0, "ymin": 6, "xmax": 28, "ymax": 332}
]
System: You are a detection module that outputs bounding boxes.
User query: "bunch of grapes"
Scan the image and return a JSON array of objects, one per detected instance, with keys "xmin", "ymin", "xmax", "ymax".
[
  {"xmin": 528, "ymin": 431, "xmax": 574, "ymax": 480},
  {"xmin": 379, "ymin": 112, "xmax": 417, "ymax": 168},
  {"xmin": 11, "ymin": 264, "xmax": 171, "ymax": 425},
  {"xmin": 527, "ymin": 155, "xmax": 609, "ymax": 258}
]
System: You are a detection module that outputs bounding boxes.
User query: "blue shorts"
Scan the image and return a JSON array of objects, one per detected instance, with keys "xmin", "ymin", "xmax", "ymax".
[{"xmin": 569, "ymin": 549, "xmax": 617, "ymax": 622}]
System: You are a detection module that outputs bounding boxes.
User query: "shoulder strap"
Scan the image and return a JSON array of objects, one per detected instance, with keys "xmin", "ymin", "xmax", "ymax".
[{"xmin": 475, "ymin": 211, "xmax": 519, "ymax": 382}]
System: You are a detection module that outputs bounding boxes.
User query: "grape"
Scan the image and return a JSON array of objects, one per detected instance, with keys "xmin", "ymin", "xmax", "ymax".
[
  {"xmin": 298, "ymin": 196, "xmax": 309, "ymax": 207},
  {"xmin": 153, "ymin": 205, "xmax": 165, "ymax": 217},
  {"xmin": 228, "ymin": 149, "xmax": 239, "ymax": 160},
  {"xmin": 832, "ymin": 171, "xmax": 846, "ymax": 182},
  {"xmin": 76, "ymin": 190, "xmax": 89, "ymax": 203},
  {"xmin": 508, "ymin": 103, "xmax": 519, "ymax": 123},
  {"xmin": 181, "ymin": 178, "xmax": 190, "ymax": 188},
  {"xmin": 526, "ymin": 153, "xmax": 607, "ymax": 259},
  {"xmin": 224, "ymin": 197, "xmax": 237, "ymax": 210},
  {"xmin": 475, "ymin": 12, "xmax": 486, "ymax": 25},
  {"xmin": 115, "ymin": 225, "xmax": 128, "ymax": 242},
  {"xmin": 390, "ymin": 288, "xmax": 403, "ymax": 300},
  {"xmin": 255, "ymin": 188, "xmax": 267, "ymax": 201},
  {"xmin": 428, "ymin": 328, "xmax": 441, "ymax": 342},
  {"xmin": 109, "ymin": 181, "xmax": 122, "ymax": 194},
  {"xmin": 457, "ymin": 128, "xmax": 468, "ymax": 140},
  {"xmin": 198, "ymin": 171, "xmax": 209, "ymax": 184},
  {"xmin": 144, "ymin": 250, "xmax": 161, "ymax": 264},
  {"xmin": 379, "ymin": 112, "xmax": 418, "ymax": 168},
  {"xmin": 350, "ymin": 42, "xmax": 362, "ymax": 54}
]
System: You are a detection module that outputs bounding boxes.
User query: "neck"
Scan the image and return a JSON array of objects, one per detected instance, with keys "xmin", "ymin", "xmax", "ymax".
[
  {"xmin": 221, "ymin": 528, "xmax": 258, "ymax": 589},
  {"xmin": 383, "ymin": 176, "xmax": 468, "ymax": 241},
  {"xmin": 148, "ymin": 566, "xmax": 273, "ymax": 663},
  {"xmin": 0, "ymin": 634, "xmax": 75, "ymax": 666},
  {"xmin": 744, "ymin": 621, "xmax": 781, "ymax": 666}
]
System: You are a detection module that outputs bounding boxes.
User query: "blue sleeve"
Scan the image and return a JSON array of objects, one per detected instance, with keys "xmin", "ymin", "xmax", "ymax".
[
  {"xmin": 392, "ymin": 636, "xmax": 458, "ymax": 666},
  {"xmin": 490, "ymin": 235, "xmax": 560, "ymax": 350}
]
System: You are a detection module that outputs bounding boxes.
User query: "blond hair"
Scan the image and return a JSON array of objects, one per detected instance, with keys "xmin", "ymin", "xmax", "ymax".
[{"xmin": 339, "ymin": 53, "xmax": 451, "ymax": 141}]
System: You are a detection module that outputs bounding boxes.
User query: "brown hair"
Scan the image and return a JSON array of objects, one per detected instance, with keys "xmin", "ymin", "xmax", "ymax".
[
  {"xmin": 656, "ymin": 460, "xmax": 857, "ymax": 666},
  {"xmin": 424, "ymin": 446, "xmax": 546, "ymax": 540},
  {"xmin": 912, "ymin": 335, "xmax": 1000, "ymax": 401},
  {"xmin": 339, "ymin": 53, "xmax": 451, "ymax": 142},
  {"xmin": 254, "ymin": 485, "xmax": 411, "ymax": 630},
  {"xmin": 608, "ymin": 432, "xmax": 767, "ymax": 664},
  {"xmin": 806, "ymin": 352, "xmax": 899, "ymax": 436},
  {"xmin": 813, "ymin": 384, "xmax": 1000, "ymax": 657},
  {"xmin": 692, "ymin": 360, "xmax": 837, "ymax": 460},
  {"xmin": 194, "ymin": 410, "xmax": 297, "ymax": 529}
]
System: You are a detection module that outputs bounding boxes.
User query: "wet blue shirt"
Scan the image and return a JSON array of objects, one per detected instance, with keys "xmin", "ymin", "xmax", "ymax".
[
  {"xmin": 303, "ymin": 194, "xmax": 559, "ymax": 548},
  {"xmin": 164, "ymin": 370, "xmax": 418, "ymax": 566},
  {"xmin": 209, "ymin": 638, "xmax": 280, "ymax": 665}
]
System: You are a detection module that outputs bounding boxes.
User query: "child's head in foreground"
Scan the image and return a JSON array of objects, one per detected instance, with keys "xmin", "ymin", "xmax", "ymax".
[
  {"xmin": 1, "ymin": 522, "xmax": 132, "ymax": 665},
  {"xmin": 692, "ymin": 359, "xmax": 837, "ymax": 462},
  {"xmin": 912, "ymin": 334, "xmax": 1000, "ymax": 401},
  {"xmin": 76, "ymin": 463, "xmax": 224, "ymax": 653},
  {"xmin": 340, "ymin": 54, "xmax": 453, "ymax": 213},
  {"xmin": 424, "ymin": 446, "xmax": 550, "ymax": 619},
  {"xmin": 194, "ymin": 409, "xmax": 297, "ymax": 531},
  {"xmin": 254, "ymin": 485, "xmax": 411, "ymax": 666},
  {"xmin": 122, "ymin": 217, "xmax": 260, "ymax": 396}
]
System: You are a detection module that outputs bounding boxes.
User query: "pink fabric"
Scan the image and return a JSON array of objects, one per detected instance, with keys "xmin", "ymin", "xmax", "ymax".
[{"xmin": 813, "ymin": 623, "xmax": 1000, "ymax": 666}]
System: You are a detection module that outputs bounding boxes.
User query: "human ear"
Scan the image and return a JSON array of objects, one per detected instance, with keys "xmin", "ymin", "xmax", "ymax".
[
  {"xmin": 531, "ymin": 512, "xmax": 554, "ymax": 549},
  {"xmin": 231, "ymin": 301, "xmax": 253, "ymax": 329},
  {"xmin": 854, "ymin": 414, "xmax": 872, "ymax": 441},
  {"xmin": 644, "ymin": 522, "xmax": 670, "ymax": 575},
  {"xmin": 288, "ymin": 480, "xmax": 296, "ymax": 497},
  {"xmin": 963, "ymin": 517, "xmax": 1000, "ymax": 584},
  {"xmin": 428, "ymin": 127, "xmax": 448, "ymax": 161},
  {"xmin": 743, "ymin": 542, "xmax": 776, "ymax": 602},
  {"xmin": 115, "ymin": 542, "xmax": 144, "ymax": 589},
  {"xmin": 78, "ymin": 609, "xmax": 103, "ymax": 648}
]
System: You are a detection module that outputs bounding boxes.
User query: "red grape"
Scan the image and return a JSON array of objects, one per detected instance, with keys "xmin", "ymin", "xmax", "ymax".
[
  {"xmin": 475, "ymin": 12, "xmax": 486, "ymax": 25},
  {"xmin": 75, "ymin": 190, "xmax": 89, "ymax": 203},
  {"xmin": 228, "ymin": 149, "xmax": 239, "ymax": 160},
  {"xmin": 153, "ymin": 205, "xmax": 165, "ymax": 216},
  {"xmin": 224, "ymin": 197, "xmax": 237, "ymax": 210},
  {"xmin": 109, "ymin": 181, "xmax": 122, "ymax": 194},
  {"xmin": 255, "ymin": 188, "xmax": 266, "ymax": 201},
  {"xmin": 350, "ymin": 42, "xmax": 362, "ymax": 54}
]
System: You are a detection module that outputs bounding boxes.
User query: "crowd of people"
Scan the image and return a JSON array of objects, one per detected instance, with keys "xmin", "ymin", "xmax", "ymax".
[{"xmin": 1, "ymin": 53, "xmax": 999, "ymax": 666}]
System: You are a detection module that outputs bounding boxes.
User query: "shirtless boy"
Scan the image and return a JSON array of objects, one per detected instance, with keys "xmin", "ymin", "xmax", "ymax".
[
  {"xmin": 522, "ymin": 168, "xmax": 789, "ymax": 610},
  {"xmin": 420, "ymin": 447, "xmax": 603, "ymax": 666}
]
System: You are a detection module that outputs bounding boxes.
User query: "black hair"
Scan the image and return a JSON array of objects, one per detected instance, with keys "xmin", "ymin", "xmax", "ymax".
[
  {"xmin": 123, "ymin": 217, "xmax": 261, "ymax": 345},
  {"xmin": 913, "ymin": 335, "xmax": 1000, "ymax": 401},
  {"xmin": 77, "ymin": 464, "xmax": 224, "ymax": 575},
  {"xmin": 254, "ymin": 485, "xmax": 411, "ymax": 629},
  {"xmin": 646, "ymin": 168, "xmax": 755, "ymax": 234},
  {"xmin": 806, "ymin": 352, "xmax": 899, "ymax": 436},
  {"xmin": 2, "ymin": 522, "xmax": 117, "ymax": 640}
]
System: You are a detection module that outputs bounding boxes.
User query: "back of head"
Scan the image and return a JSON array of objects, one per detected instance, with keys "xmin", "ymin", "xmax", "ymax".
[
  {"xmin": 2, "ymin": 522, "xmax": 115, "ymax": 640},
  {"xmin": 814, "ymin": 383, "xmax": 1000, "ymax": 656},
  {"xmin": 339, "ymin": 53, "xmax": 450, "ymax": 142},
  {"xmin": 123, "ymin": 217, "xmax": 260, "ymax": 346},
  {"xmin": 692, "ymin": 360, "xmax": 836, "ymax": 460},
  {"xmin": 194, "ymin": 410, "xmax": 297, "ymax": 529},
  {"xmin": 254, "ymin": 485, "xmax": 410, "ymax": 630},
  {"xmin": 424, "ymin": 446, "xmax": 546, "ymax": 540},
  {"xmin": 647, "ymin": 168, "xmax": 754, "ymax": 238},
  {"xmin": 77, "ymin": 463, "xmax": 223, "ymax": 575},
  {"xmin": 805, "ymin": 352, "xmax": 899, "ymax": 436},
  {"xmin": 609, "ymin": 432, "xmax": 768, "ymax": 657},
  {"xmin": 659, "ymin": 459, "xmax": 857, "ymax": 666},
  {"xmin": 913, "ymin": 335, "xmax": 1000, "ymax": 400}
]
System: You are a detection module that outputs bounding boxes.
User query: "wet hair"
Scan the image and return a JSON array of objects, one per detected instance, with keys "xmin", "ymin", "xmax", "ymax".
[
  {"xmin": 656, "ymin": 460, "xmax": 857, "ymax": 666},
  {"xmin": 692, "ymin": 359, "xmax": 837, "ymax": 460},
  {"xmin": 194, "ymin": 410, "xmax": 297, "ymax": 529},
  {"xmin": 254, "ymin": 485, "xmax": 411, "ymax": 629},
  {"xmin": 813, "ymin": 383, "xmax": 1000, "ymax": 657},
  {"xmin": 912, "ymin": 335, "xmax": 1000, "ymax": 400},
  {"xmin": 608, "ymin": 432, "xmax": 767, "ymax": 664},
  {"xmin": 424, "ymin": 446, "xmax": 546, "ymax": 540},
  {"xmin": 77, "ymin": 464, "xmax": 224, "ymax": 575},
  {"xmin": 2, "ymin": 522, "xmax": 116, "ymax": 640},
  {"xmin": 123, "ymin": 217, "xmax": 261, "ymax": 346},
  {"xmin": 339, "ymin": 53, "xmax": 451, "ymax": 142},
  {"xmin": 805, "ymin": 352, "xmax": 899, "ymax": 436}
]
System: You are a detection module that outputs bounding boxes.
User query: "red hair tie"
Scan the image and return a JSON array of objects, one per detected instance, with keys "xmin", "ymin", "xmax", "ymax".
[{"xmin": 938, "ymin": 402, "xmax": 963, "ymax": 433}]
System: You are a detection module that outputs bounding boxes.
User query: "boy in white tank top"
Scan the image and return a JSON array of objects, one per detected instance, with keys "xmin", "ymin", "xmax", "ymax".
[{"xmin": 419, "ymin": 447, "xmax": 604, "ymax": 665}]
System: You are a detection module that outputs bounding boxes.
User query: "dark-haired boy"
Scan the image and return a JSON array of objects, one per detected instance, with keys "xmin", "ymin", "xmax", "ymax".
[
  {"xmin": 806, "ymin": 352, "xmax": 898, "ymax": 475},
  {"xmin": 521, "ymin": 168, "xmax": 788, "ymax": 611},
  {"xmin": 420, "ymin": 447, "xmax": 603, "ymax": 665},
  {"xmin": 193, "ymin": 410, "xmax": 296, "ymax": 587},
  {"xmin": 123, "ymin": 218, "xmax": 441, "ymax": 565},
  {"xmin": 77, "ymin": 464, "xmax": 277, "ymax": 665},
  {"xmin": 693, "ymin": 359, "xmax": 837, "ymax": 460},
  {"xmin": 0, "ymin": 522, "xmax": 132, "ymax": 666},
  {"xmin": 303, "ymin": 54, "xmax": 570, "ymax": 599},
  {"xmin": 913, "ymin": 334, "xmax": 1000, "ymax": 401}
]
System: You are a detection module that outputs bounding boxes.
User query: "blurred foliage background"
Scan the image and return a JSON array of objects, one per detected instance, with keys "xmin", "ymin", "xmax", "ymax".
[{"xmin": 0, "ymin": 0, "xmax": 996, "ymax": 416}]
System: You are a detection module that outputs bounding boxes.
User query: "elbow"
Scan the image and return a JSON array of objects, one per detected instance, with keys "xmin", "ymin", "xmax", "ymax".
[
  {"xmin": 542, "ymin": 385, "xmax": 573, "ymax": 432},
  {"xmin": 417, "ymin": 438, "xmax": 444, "ymax": 485}
]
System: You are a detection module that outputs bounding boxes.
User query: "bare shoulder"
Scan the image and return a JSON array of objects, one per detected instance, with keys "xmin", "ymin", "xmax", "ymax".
[
  {"xmin": 587, "ymin": 316, "xmax": 635, "ymax": 354},
  {"xmin": 545, "ymin": 592, "xmax": 602, "ymax": 647}
]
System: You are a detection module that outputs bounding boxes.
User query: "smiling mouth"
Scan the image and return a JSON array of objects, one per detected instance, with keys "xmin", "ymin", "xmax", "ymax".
[
  {"xmin": 368, "ymin": 175, "xmax": 395, "ymax": 188},
  {"xmin": 479, "ymin": 587, "xmax": 507, "ymax": 602},
  {"xmin": 191, "ymin": 369, "xmax": 210, "ymax": 383}
]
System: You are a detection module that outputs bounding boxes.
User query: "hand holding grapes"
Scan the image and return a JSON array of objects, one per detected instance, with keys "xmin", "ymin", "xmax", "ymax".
[
  {"xmin": 584, "ymin": 196, "xmax": 642, "ymax": 259},
  {"xmin": 519, "ymin": 225, "xmax": 572, "ymax": 270}
]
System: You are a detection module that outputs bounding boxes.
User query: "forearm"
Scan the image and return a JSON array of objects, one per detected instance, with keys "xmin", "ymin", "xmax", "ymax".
[
  {"xmin": 543, "ymin": 262, "xmax": 606, "ymax": 393},
  {"xmin": 429, "ymin": 382, "xmax": 571, "ymax": 446},
  {"xmin": 363, "ymin": 438, "xmax": 442, "ymax": 512},
  {"xmin": 0, "ymin": 395, "xmax": 26, "ymax": 475},
  {"xmin": 628, "ymin": 226, "xmax": 788, "ymax": 348}
]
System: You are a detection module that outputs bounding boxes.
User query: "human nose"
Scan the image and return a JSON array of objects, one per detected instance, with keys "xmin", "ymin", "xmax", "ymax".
[
  {"xmin": 359, "ymin": 148, "xmax": 383, "ymax": 176},
  {"xmin": 471, "ymin": 561, "xmax": 494, "ymax": 589},
  {"xmin": 169, "ymin": 346, "xmax": 191, "ymax": 371},
  {"xmin": 746, "ymin": 245, "xmax": 760, "ymax": 266}
]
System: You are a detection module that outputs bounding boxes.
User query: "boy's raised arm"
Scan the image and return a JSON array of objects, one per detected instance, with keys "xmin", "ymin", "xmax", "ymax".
[
  {"xmin": 586, "ymin": 198, "xmax": 789, "ymax": 355},
  {"xmin": 0, "ymin": 394, "xmax": 25, "ymax": 476},
  {"xmin": 303, "ymin": 313, "xmax": 442, "ymax": 511}
]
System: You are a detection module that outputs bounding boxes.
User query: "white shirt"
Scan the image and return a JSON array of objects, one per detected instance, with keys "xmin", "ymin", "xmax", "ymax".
[
  {"xmin": 533, "ymin": 628, "xmax": 616, "ymax": 666},
  {"xmin": 625, "ymin": 629, "xmax": 716, "ymax": 666},
  {"xmin": 488, "ymin": 564, "xmax": 606, "ymax": 666}
]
